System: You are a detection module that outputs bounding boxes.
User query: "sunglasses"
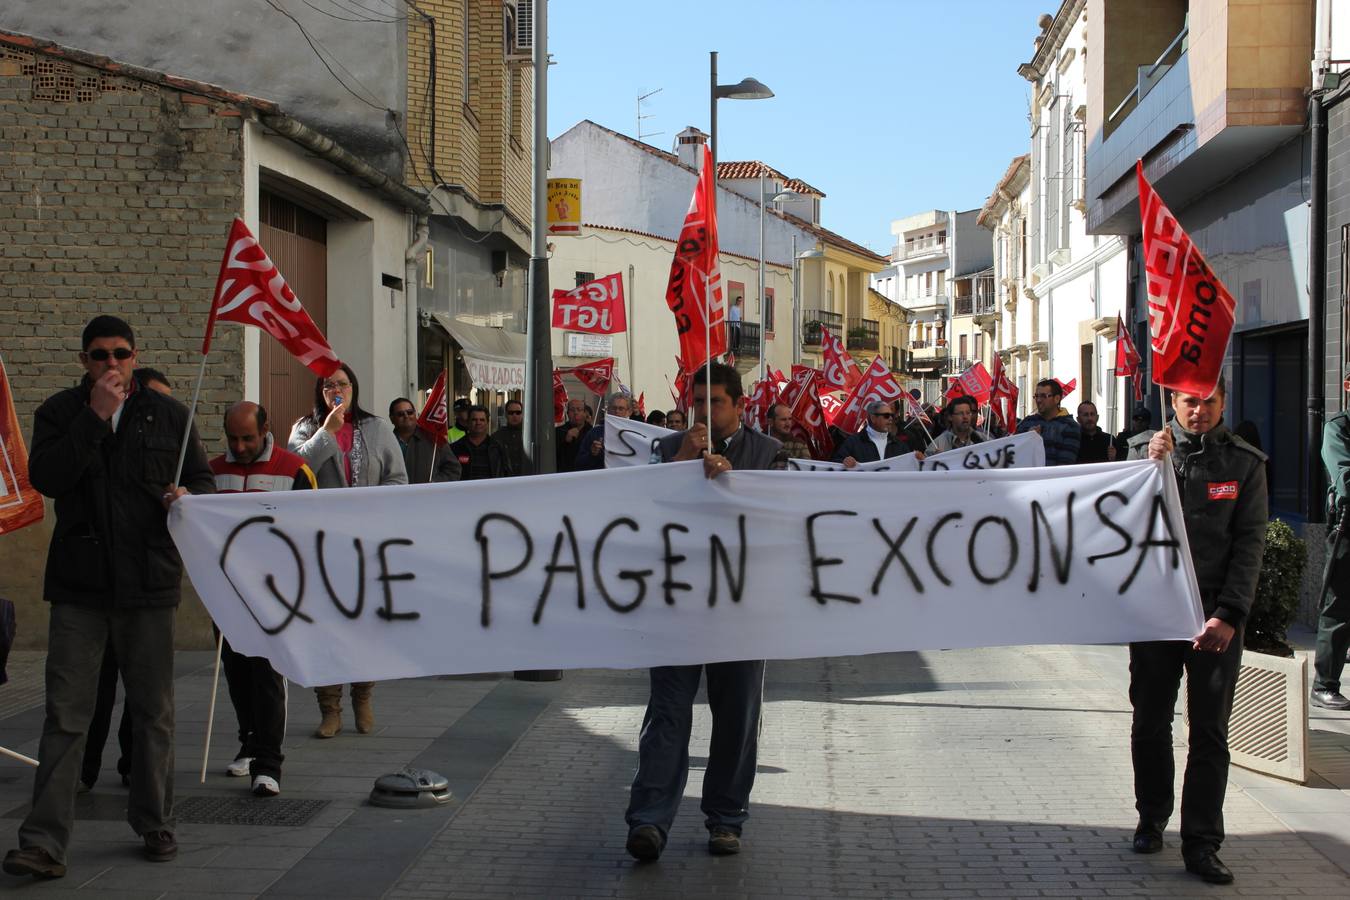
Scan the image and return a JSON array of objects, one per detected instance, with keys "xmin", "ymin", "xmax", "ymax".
[
  {"xmin": 871, "ymin": 411, "xmax": 895, "ymax": 419},
  {"xmin": 84, "ymin": 348, "xmax": 134, "ymax": 361},
  {"xmin": 507, "ymin": 409, "xmax": 523, "ymax": 415}
]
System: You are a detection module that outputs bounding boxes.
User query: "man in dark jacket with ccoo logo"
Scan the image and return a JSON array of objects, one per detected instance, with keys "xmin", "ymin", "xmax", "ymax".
[{"xmin": 4, "ymin": 316, "xmax": 214, "ymax": 879}]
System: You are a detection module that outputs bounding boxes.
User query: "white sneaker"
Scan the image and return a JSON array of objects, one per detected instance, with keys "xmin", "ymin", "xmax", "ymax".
[
  {"xmin": 251, "ymin": 775, "xmax": 280, "ymax": 797},
  {"xmin": 226, "ymin": 756, "xmax": 253, "ymax": 777}
]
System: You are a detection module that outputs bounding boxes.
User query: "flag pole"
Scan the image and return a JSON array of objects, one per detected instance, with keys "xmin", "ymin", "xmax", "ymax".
[
  {"xmin": 172, "ymin": 352, "xmax": 209, "ymax": 489},
  {"xmin": 199, "ymin": 631, "xmax": 224, "ymax": 784}
]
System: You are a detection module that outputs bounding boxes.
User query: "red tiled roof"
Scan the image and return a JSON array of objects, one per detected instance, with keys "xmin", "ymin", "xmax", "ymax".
[{"xmin": 716, "ymin": 161, "xmax": 825, "ymax": 197}]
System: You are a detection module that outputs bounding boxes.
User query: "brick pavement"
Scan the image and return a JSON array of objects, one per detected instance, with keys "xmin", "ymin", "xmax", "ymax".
[{"xmin": 0, "ymin": 644, "xmax": 1347, "ymax": 898}]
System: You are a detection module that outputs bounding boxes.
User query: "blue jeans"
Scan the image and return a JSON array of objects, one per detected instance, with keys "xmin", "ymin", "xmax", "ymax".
[{"xmin": 625, "ymin": 661, "xmax": 765, "ymax": 838}]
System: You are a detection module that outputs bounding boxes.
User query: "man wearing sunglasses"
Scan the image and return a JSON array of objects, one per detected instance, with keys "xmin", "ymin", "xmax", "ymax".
[
  {"xmin": 4, "ymin": 316, "xmax": 213, "ymax": 879},
  {"xmin": 831, "ymin": 399, "xmax": 912, "ymax": 468},
  {"xmin": 388, "ymin": 397, "xmax": 460, "ymax": 484}
]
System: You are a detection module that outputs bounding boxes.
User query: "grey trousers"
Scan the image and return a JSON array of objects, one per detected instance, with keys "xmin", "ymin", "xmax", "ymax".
[
  {"xmin": 19, "ymin": 604, "xmax": 176, "ymax": 863},
  {"xmin": 625, "ymin": 661, "xmax": 765, "ymax": 838}
]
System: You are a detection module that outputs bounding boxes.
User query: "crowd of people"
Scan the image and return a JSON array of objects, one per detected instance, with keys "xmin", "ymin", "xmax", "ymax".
[{"xmin": 0, "ymin": 316, "xmax": 1282, "ymax": 888}]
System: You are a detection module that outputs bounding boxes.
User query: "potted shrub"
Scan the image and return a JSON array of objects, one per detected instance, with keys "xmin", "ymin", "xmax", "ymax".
[{"xmin": 1244, "ymin": 519, "xmax": 1307, "ymax": 657}]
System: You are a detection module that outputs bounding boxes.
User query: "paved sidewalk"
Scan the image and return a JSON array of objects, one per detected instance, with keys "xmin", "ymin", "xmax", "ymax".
[{"xmin": 0, "ymin": 641, "xmax": 1348, "ymax": 898}]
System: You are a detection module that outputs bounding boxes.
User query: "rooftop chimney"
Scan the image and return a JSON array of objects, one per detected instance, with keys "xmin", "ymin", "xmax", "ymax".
[{"xmin": 675, "ymin": 126, "xmax": 708, "ymax": 171}]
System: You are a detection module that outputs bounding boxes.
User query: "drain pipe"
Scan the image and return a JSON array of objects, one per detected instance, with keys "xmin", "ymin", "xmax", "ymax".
[
  {"xmin": 405, "ymin": 215, "xmax": 430, "ymax": 401},
  {"xmin": 1309, "ymin": 0, "xmax": 1331, "ymax": 522}
]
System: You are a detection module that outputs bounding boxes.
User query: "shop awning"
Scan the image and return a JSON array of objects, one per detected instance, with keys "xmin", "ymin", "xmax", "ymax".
[{"xmin": 430, "ymin": 312, "xmax": 528, "ymax": 392}]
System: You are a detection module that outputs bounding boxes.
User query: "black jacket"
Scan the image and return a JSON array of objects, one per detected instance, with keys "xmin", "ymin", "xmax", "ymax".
[
  {"xmin": 28, "ymin": 379, "xmax": 214, "ymax": 609},
  {"xmin": 398, "ymin": 430, "xmax": 461, "ymax": 484},
  {"xmin": 831, "ymin": 429, "xmax": 911, "ymax": 464},
  {"xmin": 450, "ymin": 434, "xmax": 512, "ymax": 480}
]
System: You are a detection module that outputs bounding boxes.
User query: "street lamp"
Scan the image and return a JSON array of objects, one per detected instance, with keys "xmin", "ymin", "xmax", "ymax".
[
  {"xmin": 709, "ymin": 51, "xmax": 773, "ymax": 188},
  {"xmin": 758, "ymin": 174, "xmax": 802, "ymax": 379},
  {"xmin": 793, "ymin": 245, "xmax": 825, "ymax": 365}
]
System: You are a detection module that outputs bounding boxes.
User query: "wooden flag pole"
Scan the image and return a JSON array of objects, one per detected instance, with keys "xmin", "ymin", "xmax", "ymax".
[
  {"xmin": 171, "ymin": 352, "xmax": 209, "ymax": 489},
  {"xmin": 199, "ymin": 630, "xmax": 224, "ymax": 784}
]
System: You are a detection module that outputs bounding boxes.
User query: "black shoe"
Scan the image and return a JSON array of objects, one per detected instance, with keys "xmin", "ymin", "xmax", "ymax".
[
  {"xmin": 1184, "ymin": 851, "xmax": 1234, "ymax": 884},
  {"xmin": 1312, "ymin": 688, "xmax": 1350, "ymax": 710},
  {"xmin": 2, "ymin": 846, "xmax": 66, "ymax": 878},
  {"xmin": 708, "ymin": 827, "xmax": 741, "ymax": 856},
  {"xmin": 625, "ymin": 825, "xmax": 663, "ymax": 861},
  {"xmin": 142, "ymin": 831, "xmax": 177, "ymax": 863},
  {"xmin": 1132, "ymin": 831, "xmax": 1164, "ymax": 854}
]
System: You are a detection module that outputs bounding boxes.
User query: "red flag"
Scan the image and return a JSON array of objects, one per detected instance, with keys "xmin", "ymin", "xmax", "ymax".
[
  {"xmin": 902, "ymin": 391, "xmax": 932, "ymax": 426},
  {"xmin": 665, "ymin": 145, "xmax": 726, "ymax": 370},
  {"xmin": 636, "ymin": 392, "xmax": 646, "ymax": 417},
  {"xmin": 944, "ymin": 361, "xmax": 993, "ymax": 405},
  {"xmin": 834, "ymin": 356, "xmax": 905, "ymax": 434},
  {"xmin": 553, "ymin": 273, "xmax": 627, "ymax": 334},
  {"xmin": 819, "ymin": 326, "xmax": 863, "ymax": 390},
  {"xmin": 743, "ymin": 380, "xmax": 773, "ymax": 431},
  {"xmin": 1054, "ymin": 378, "xmax": 1077, "ymax": 398},
  {"xmin": 552, "ymin": 368, "xmax": 568, "ymax": 425},
  {"xmin": 785, "ymin": 370, "xmax": 835, "ymax": 459},
  {"xmin": 203, "ymin": 217, "xmax": 340, "ymax": 377},
  {"xmin": 988, "ymin": 356, "xmax": 1019, "ymax": 435},
  {"xmin": 558, "ymin": 358, "xmax": 615, "ymax": 395},
  {"xmin": 416, "ymin": 369, "xmax": 450, "ymax": 445},
  {"xmin": 820, "ymin": 392, "xmax": 844, "ymax": 426},
  {"xmin": 1114, "ymin": 316, "xmax": 1141, "ymax": 376},
  {"xmin": 1137, "ymin": 160, "xmax": 1236, "ymax": 398},
  {"xmin": 0, "ymin": 355, "xmax": 44, "ymax": 535}
]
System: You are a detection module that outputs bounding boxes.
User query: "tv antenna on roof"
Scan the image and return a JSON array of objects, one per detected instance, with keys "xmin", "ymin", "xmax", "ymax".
[{"xmin": 638, "ymin": 88, "xmax": 664, "ymax": 143}]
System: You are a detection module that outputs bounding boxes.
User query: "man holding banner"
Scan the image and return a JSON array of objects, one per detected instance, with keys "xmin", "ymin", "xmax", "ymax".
[
  {"xmin": 1125, "ymin": 384, "xmax": 1266, "ymax": 885},
  {"xmin": 625, "ymin": 363, "xmax": 786, "ymax": 862},
  {"xmin": 4, "ymin": 316, "xmax": 214, "ymax": 878}
]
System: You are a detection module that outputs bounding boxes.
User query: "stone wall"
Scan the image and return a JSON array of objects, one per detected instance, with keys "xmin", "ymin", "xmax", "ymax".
[{"xmin": 0, "ymin": 45, "xmax": 247, "ymax": 648}]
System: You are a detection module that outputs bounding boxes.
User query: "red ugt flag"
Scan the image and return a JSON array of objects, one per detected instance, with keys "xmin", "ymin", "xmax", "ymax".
[
  {"xmin": 819, "ymin": 325, "xmax": 863, "ymax": 390},
  {"xmin": 0, "ymin": 354, "xmax": 44, "ymax": 535},
  {"xmin": 665, "ymin": 146, "xmax": 726, "ymax": 370},
  {"xmin": 1137, "ymin": 161, "xmax": 1236, "ymax": 398},
  {"xmin": 204, "ymin": 218, "xmax": 340, "ymax": 378},
  {"xmin": 989, "ymin": 355, "xmax": 1018, "ymax": 434},
  {"xmin": 552, "ymin": 273, "xmax": 628, "ymax": 334},
  {"xmin": 834, "ymin": 356, "xmax": 904, "ymax": 435},
  {"xmin": 416, "ymin": 369, "xmax": 449, "ymax": 445}
]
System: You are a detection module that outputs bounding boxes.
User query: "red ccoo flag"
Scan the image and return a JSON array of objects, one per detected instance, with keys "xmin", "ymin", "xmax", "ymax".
[
  {"xmin": 989, "ymin": 355, "xmax": 1019, "ymax": 434},
  {"xmin": 944, "ymin": 361, "xmax": 993, "ymax": 405},
  {"xmin": 558, "ymin": 357, "xmax": 615, "ymax": 396},
  {"xmin": 819, "ymin": 325, "xmax": 863, "ymax": 390},
  {"xmin": 552, "ymin": 368, "xmax": 568, "ymax": 425},
  {"xmin": 416, "ymin": 369, "xmax": 450, "ymax": 445},
  {"xmin": 1114, "ymin": 315, "xmax": 1145, "ymax": 402},
  {"xmin": 1137, "ymin": 161, "xmax": 1237, "ymax": 398},
  {"xmin": 665, "ymin": 145, "xmax": 726, "ymax": 371},
  {"xmin": 834, "ymin": 356, "xmax": 905, "ymax": 434},
  {"xmin": 0, "ymin": 354, "xmax": 44, "ymax": 535},
  {"xmin": 203, "ymin": 218, "xmax": 340, "ymax": 377}
]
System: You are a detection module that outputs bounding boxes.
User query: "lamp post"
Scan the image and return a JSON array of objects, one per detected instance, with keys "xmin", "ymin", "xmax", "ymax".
[
  {"xmin": 709, "ymin": 52, "xmax": 774, "ymax": 183},
  {"xmin": 793, "ymin": 245, "xmax": 825, "ymax": 366},
  {"xmin": 758, "ymin": 171, "xmax": 801, "ymax": 380}
]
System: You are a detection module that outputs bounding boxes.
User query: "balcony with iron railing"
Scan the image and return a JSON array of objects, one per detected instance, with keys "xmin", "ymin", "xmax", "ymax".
[
  {"xmin": 801, "ymin": 309, "xmax": 844, "ymax": 347},
  {"xmin": 953, "ymin": 295, "xmax": 998, "ymax": 317},
  {"xmin": 892, "ymin": 238, "xmax": 948, "ymax": 262},
  {"xmin": 727, "ymin": 321, "xmax": 760, "ymax": 358},
  {"xmin": 845, "ymin": 316, "xmax": 879, "ymax": 352}
]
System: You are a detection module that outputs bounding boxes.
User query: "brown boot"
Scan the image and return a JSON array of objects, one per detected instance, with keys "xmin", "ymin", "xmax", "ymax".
[
  {"xmin": 351, "ymin": 682, "xmax": 375, "ymax": 734},
  {"xmin": 314, "ymin": 685, "xmax": 343, "ymax": 738}
]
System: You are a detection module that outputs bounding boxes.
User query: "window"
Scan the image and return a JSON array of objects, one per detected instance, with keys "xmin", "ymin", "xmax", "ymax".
[
  {"xmin": 574, "ymin": 271, "xmax": 594, "ymax": 287},
  {"xmin": 764, "ymin": 287, "xmax": 775, "ymax": 333},
  {"xmin": 959, "ymin": 334, "xmax": 968, "ymax": 359},
  {"xmin": 936, "ymin": 271, "xmax": 945, "ymax": 296},
  {"xmin": 974, "ymin": 332, "xmax": 983, "ymax": 358}
]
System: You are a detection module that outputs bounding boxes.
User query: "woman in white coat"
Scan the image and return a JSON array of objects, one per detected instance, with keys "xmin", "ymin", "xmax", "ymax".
[{"xmin": 288, "ymin": 363, "xmax": 407, "ymax": 738}]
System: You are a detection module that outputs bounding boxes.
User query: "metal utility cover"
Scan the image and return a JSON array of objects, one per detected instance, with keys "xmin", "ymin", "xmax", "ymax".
[
  {"xmin": 369, "ymin": 767, "xmax": 452, "ymax": 809},
  {"xmin": 174, "ymin": 796, "xmax": 329, "ymax": 827}
]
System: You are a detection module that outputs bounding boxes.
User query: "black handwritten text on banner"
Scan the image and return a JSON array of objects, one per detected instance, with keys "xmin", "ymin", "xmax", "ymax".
[{"xmin": 168, "ymin": 460, "xmax": 1204, "ymax": 686}]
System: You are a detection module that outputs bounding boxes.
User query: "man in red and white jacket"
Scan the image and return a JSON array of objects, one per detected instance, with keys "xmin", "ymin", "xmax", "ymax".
[{"xmin": 208, "ymin": 401, "xmax": 315, "ymax": 798}]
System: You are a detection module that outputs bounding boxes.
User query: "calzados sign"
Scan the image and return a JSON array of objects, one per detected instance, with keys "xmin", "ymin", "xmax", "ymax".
[
  {"xmin": 552, "ymin": 273, "xmax": 627, "ymax": 334},
  {"xmin": 170, "ymin": 458, "xmax": 1204, "ymax": 686}
]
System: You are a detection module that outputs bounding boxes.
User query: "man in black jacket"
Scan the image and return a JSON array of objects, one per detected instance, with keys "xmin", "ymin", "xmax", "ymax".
[
  {"xmin": 450, "ymin": 405, "xmax": 511, "ymax": 480},
  {"xmin": 625, "ymin": 363, "xmax": 786, "ymax": 863},
  {"xmin": 831, "ymin": 399, "xmax": 911, "ymax": 467},
  {"xmin": 1125, "ymin": 377, "xmax": 1267, "ymax": 885},
  {"xmin": 4, "ymin": 316, "xmax": 214, "ymax": 879}
]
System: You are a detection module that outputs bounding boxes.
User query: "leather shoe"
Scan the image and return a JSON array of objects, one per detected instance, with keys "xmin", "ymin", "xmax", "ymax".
[
  {"xmin": 142, "ymin": 830, "xmax": 177, "ymax": 863},
  {"xmin": 1184, "ymin": 851, "xmax": 1234, "ymax": 884},
  {"xmin": 2, "ymin": 846, "xmax": 65, "ymax": 878},
  {"xmin": 1132, "ymin": 830, "xmax": 1164, "ymax": 854},
  {"xmin": 1312, "ymin": 688, "xmax": 1350, "ymax": 710},
  {"xmin": 625, "ymin": 825, "xmax": 663, "ymax": 861},
  {"xmin": 708, "ymin": 827, "xmax": 741, "ymax": 856}
]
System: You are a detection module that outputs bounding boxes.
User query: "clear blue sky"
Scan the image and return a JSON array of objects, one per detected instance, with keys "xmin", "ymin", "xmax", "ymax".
[{"xmin": 547, "ymin": 0, "xmax": 1052, "ymax": 253}]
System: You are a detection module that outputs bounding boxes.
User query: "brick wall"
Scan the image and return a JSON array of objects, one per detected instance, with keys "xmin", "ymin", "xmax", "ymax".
[{"xmin": 0, "ymin": 45, "xmax": 246, "ymax": 648}]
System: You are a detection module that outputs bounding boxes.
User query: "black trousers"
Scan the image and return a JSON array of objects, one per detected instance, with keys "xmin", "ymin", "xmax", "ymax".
[
  {"xmin": 80, "ymin": 636, "xmax": 132, "ymax": 787},
  {"xmin": 1129, "ymin": 633, "xmax": 1243, "ymax": 858},
  {"xmin": 625, "ymin": 660, "xmax": 765, "ymax": 838},
  {"xmin": 220, "ymin": 637, "xmax": 287, "ymax": 780},
  {"xmin": 1315, "ymin": 528, "xmax": 1350, "ymax": 692}
]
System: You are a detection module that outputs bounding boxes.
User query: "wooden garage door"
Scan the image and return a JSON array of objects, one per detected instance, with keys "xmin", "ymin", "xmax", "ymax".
[{"xmin": 258, "ymin": 191, "xmax": 328, "ymax": 442}]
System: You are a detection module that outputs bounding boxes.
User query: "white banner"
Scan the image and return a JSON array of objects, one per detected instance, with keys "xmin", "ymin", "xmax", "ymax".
[
  {"xmin": 170, "ymin": 460, "xmax": 1204, "ymax": 687},
  {"xmin": 604, "ymin": 417, "xmax": 1046, "ymax": 472},
  {"xmin": 462, "ymin": 353, "xmax": 526, "ymax": 392}
]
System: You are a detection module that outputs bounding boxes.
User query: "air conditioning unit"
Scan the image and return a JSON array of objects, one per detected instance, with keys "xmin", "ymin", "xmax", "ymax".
[{"xmin": 505, "ymin": 0, "xmax": 533, "ymax": 57}]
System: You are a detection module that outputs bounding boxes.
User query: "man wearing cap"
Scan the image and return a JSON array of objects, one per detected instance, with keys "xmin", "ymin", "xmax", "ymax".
[
  {"xmin": 1313, "ymin": 365, "xmax": 1350, "ymax": 711},
  {"xmin": 1114, "ymin": 407, "xmax": 1153, "ymax": 459}
]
